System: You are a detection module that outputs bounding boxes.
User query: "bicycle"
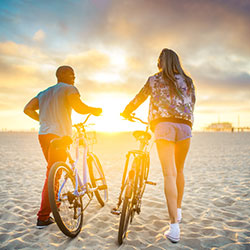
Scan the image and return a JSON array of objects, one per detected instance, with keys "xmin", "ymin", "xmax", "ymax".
[
  {"xmin": 48, "ymin": 114, "xmax": 108, "ymax": 238},
  {"xmin": 111, "ymin": 113, "xmax": 156, "ymax": 245}
]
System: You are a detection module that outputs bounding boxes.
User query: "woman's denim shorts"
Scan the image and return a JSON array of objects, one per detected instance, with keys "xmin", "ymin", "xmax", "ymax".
[{"xmin": 154, "ymin": 122, "xmax": 192, "ymax": 142}]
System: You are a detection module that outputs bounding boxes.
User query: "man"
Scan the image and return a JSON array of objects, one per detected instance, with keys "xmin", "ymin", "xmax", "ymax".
[{"xmin": 24, "ymin": 65, "xmax": 102, "ymax": 228}]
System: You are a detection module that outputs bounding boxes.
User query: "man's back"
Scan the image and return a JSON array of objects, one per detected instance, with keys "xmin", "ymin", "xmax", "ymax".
[
  {"xmin": 37, "ymin": 82, "xmax": 79, "ymax": 137},
  {"xmin": 23, "ymin": 65, "xmax": 102, "ymax": 228}
]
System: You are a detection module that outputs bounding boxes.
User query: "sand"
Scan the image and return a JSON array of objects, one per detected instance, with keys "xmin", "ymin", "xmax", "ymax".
[{"xmin": 0, "ymin": 131, "xmax": 249, "ymax": 249}]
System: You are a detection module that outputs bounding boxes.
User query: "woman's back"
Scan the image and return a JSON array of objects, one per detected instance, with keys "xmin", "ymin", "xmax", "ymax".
[
  {"xmin": 147, "ymin": 72, "xmax": 195, "ymax": 128},
  {"xmin": 121, "ymin": 48, "xmax": 195, "ymax": 243}
]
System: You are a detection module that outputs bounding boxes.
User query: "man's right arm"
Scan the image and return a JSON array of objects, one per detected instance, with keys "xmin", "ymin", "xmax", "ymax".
[
  {"xmin": 23, "ymin": 97, "xmax": 39, "ymax": 121},
  {"xmin": 68, "ymin": 93, "xmax": 102, "ymax": 116}
]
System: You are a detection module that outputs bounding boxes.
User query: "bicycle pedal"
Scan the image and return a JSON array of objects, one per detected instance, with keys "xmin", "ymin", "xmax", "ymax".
[
  {"xmin": 98, "ymin": 184, "xmax": 107, "ymax": 190},
  {"xmin": 146, "ymin": 181, "xmax": 156, "ymax": 185},
  {"xmin": 111, "ymin": 208, "xmax": 121, "ymax": 215}
]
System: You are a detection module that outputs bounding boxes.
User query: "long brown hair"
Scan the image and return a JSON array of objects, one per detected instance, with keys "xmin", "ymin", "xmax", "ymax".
[{"xmin": 158, "ymin": 48, "xmax": 193, "ymax": 97}]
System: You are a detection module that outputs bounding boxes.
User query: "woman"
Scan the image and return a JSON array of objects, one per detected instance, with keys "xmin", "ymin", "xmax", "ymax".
[{"xmin": 121, "ymin": 48, "xmax": 196, "ymax": 243}]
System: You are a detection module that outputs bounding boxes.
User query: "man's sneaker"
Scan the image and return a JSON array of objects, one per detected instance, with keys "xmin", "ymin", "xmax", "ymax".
[
  {"xmin": 36, "ymin": 216, "xmax": 55, "ymax": 229},
  {"xmin": 164, "ymin": 223, "xmax": 180, "ymax": 243}
]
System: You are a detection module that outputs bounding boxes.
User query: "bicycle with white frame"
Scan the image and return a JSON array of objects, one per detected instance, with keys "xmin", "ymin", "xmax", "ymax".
[{"xmin": 48, "ymin": 114, "xmax": 108, "ymax": 238}]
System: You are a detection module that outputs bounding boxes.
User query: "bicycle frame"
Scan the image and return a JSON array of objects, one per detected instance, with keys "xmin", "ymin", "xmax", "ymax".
[
  {"xmin": 113, "ymin": 115, "xmax": 154, "ymax": 213},
  {"xmin": 113, "ymin": 114, "xmax": 157, "ymax": 244},
  {"xmin": 57, "ymin": 114, "xmax": 98, "ymax": 202}
]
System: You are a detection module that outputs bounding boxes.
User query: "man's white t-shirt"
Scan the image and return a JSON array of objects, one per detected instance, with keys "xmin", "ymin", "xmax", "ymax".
[{"xmin": 36, "ymin": 82, "xmax": 79, "ymax": 137}]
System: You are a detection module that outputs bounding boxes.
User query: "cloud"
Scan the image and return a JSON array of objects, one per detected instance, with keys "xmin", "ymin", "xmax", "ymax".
[
  {"xmin": 0, "ymin": 48, "xmax": 56, "ymax": 89},
  {"xmin": 33, "ymin": 29, "xmax": 46, "ymax": 42},
  {"xmin": 64, "ymin": 50, "xmax": 110, "ymax": 72},
  {"xmin": 0, "ymin": 44, "xmax": 57, "ymax": 113},
  {"xmin": 192, "ymin": 68, "xmax": 250, "ymax": 92},
  {"xmin": 0, "ymin": 0, "xmax": 250, "ymax": 129},
  {"xmin": 0, "ymin": 41, "xmax": 48, "ymax": 60},
  {"xmin": 101, "ymin": 0, "xmax": 250, "ymax": 59}
]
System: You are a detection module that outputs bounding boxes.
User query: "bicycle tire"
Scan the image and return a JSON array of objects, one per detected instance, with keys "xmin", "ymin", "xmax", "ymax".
[
  {"xmin": 144, "ymin": 154, "xmax": 150, "ymax": 181},
  {"xmin": 48, "ymin": 162, "xmax": 83, "ymax": 238},
  {"xmin": 118, "ymin": 196, "xmax": 132, "ymax": 245},
  {"xmin": 88, "ymin": 153, "xmax": 108, "ymax": 206},
  {"xmin": 118, "ymin": 156, "xmax": 140, "ymax": 245}
]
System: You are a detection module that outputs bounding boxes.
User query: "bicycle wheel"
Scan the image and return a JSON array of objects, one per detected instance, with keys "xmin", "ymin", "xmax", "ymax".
[
  {"xmin": 88, "ymin": 153, "xmax": 108, "ymax": 206},
  {"xmin": 118, "ymin": 196, "xmax": 132, "ymax": 245},
  {"xmin": 48, "ymin": 162, "xmax": 83, "ymax": 238},
  {"xmin": 118, "ymin": 158, "xmax": 138, "ymax": 245}
]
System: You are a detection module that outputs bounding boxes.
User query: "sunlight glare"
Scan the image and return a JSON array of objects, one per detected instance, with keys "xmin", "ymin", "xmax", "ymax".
[
  {"xmin": 72, "ymin": 93, "xmax": 148, "ymax": 133},
  {"xmin": 108, "ymin": 49, "xmax": 126, "ymax": 69},
  {"xmin": 93, "ymin": 94, "xmax": 131, "ymax": 132},
  {"xmin": 90, "ymin": 72, "xmax": 122, "ymax": 83}
]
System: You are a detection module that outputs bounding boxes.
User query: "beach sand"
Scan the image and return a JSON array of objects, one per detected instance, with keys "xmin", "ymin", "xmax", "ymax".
[{"xmin": 0, "ymin": 131, "xmax": 249, "ymax": 249}]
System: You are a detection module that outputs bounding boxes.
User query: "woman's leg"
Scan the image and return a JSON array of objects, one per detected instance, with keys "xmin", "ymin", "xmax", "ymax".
[
  {"xmin": 175, "ymin": 138, "xmax": 190, "ymax": 208},
  {"xmin": 156, "ymin": 139, "xmax": 177, "ymax": 223}
]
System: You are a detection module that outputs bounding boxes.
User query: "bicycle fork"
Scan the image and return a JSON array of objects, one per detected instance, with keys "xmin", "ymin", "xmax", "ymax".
[
  {"xmin": 111, "ymin": 152, "xmax": 138, "ymax": 215},
  {"xmin": 125, "ymin": 157, "xmax": 139, "ymax": 199}
]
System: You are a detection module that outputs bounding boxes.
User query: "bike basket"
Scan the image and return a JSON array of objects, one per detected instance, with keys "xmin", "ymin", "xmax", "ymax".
[{"xmin": 85, "ymin": 131, "xmax": 97, "ymax": 145}]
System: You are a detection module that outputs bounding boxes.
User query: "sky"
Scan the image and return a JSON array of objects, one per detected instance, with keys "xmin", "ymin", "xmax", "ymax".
[{"xmin": 0, "ymin": 0, "xmax": 250, "ymax": 132}]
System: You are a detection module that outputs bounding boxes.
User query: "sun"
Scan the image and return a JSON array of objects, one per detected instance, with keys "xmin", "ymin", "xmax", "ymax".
[
  {"xmin": 72, "ymin": 93, "xmax": 148, "ymax": 133},
  {"xmin": 71, "ymin": 47, "xmax": 148, "ymax": 133},
  {"xmin": 108, "ymin": 49, "xmax": 126, "ymax": 68},
  {"xmin": 90, "ymin": 93, "xmax": 132, "ymax": 133},
  {"xmin": 71, "ymin": 94, "xmax": 126, "ymax": 132}
]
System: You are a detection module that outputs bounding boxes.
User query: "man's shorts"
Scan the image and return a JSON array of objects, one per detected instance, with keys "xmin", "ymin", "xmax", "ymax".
[{"xmin": 154, "ymin": 122, "xmax": 192, "ymax": 142}]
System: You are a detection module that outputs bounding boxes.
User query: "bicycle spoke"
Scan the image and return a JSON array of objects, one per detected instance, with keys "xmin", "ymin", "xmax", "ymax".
[
  {"xmin": 48, "ymin": 163, "xmax": 83, "ymax": 238},
  {"xmin": 88, "ymin": 153, "xmax": 108, "ymax": 206}
]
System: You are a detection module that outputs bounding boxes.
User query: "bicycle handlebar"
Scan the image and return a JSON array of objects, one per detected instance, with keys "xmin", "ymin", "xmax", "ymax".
[
  {"xmin": 73, "ymin": 113, "xmax": 92, "ymax": 129},
  {"xmin": 131, "ymin": 116, "xmax": 148, "ymax": 125},
  {"xmin": 121, "ymin": 113, "xmax": 148, "ymax": 125}
]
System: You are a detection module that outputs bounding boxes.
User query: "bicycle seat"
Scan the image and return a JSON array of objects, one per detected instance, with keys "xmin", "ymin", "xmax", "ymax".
[
  {"xmin": 50, "ymin": 136, "xmax": 73, "ymax": 149},
  {"xmin": 132, "ymin": 131, "xmax": 151, "ymax": 141}
]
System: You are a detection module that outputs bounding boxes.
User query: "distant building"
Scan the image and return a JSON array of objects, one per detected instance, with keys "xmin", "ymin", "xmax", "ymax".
[{"xmin": 205, "ymin": 122, "xmax": 233, "ymax": 132}]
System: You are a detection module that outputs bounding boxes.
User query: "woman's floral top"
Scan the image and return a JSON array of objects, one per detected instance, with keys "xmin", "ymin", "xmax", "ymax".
[{"xmin": 124, "ymin": 72, "xmax": 196, "ymax": 128}]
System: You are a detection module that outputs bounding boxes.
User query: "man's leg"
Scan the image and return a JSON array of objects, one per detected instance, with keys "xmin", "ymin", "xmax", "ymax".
[{"xmin": 37, "ymin": 134, "xmax": 67, "ymax": 221}]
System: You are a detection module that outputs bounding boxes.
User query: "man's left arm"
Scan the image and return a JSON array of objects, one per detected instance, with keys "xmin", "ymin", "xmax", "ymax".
[
  {"xmin": 23, "ymin": 97, "xmax": 39, "ymax": 121},
  {"xmin": 68, "ymin": 93, "xmax": 102, "ymax": 116}
]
